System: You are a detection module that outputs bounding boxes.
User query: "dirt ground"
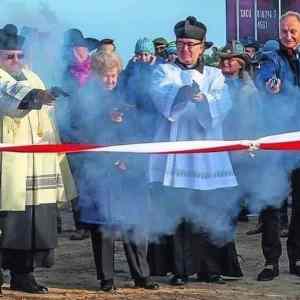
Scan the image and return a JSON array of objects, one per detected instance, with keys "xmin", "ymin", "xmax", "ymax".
[{"xmin": 1, "ymin": 209, "xmax": 300, "ymax": 300}]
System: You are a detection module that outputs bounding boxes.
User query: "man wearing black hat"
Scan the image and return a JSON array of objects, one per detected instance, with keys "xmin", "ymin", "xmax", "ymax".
[
  {"xmin": 148, "ymin": 16, "xmax": 242, "ymax": 285},
  {"xmin": 58, "ymin": 28, "xmax": 101, "ymax": 241},
  {"xmin": 0, "ymin": 24, "xmax": 77, "ymax": 294}
]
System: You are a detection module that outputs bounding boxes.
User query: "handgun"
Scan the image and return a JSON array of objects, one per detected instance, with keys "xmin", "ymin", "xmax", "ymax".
[
  {"xmin": 191, "ymin": 80, "xmax": 201, "ymax": 95},
  {"xmin": 269, "ymin": 74, "xmax": 279, "ymax": 89},
  {"xmin": 49, "ymin": 86, "xmax": 70, "ymax": 98}
]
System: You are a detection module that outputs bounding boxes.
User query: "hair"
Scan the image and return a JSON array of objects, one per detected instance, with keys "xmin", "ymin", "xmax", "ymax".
[
  {"xmin": 91, "ymin": 51, "xmax": 123, "ymax": 75},
  {"xmin": 98, "ymin": 38, "xmax": 116, "ymax": 51},
  {"xmin": 280, "ymin": 11, "xmax": 300, "ymax": 23},
  {"xmin": 219, "ymin": 56, "xmax": 249, "ymax": 80}
]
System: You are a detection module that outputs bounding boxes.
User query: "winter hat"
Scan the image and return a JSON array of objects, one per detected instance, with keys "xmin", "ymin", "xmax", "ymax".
[
  {"xmin": 242, "ymin": 37, "xmax": 260, "ymax": 50},
  {"xmin": 219, "ymin": 41, "xmax": 250, "ymax": 66},
  {"xmin": 153, "ymin": 37, "xmax": 168, "ymax": 46},
  {"xmin": 174, "ymin": 16, "xmax": 207, "ymax": 41},
  {"xmin": 135, "ymin": 37, "xmax": 155, "ymax": 54},
  {"xmin": 165, "ymin": 42, "xmax": 177, "ymax": 55},
  {"xmin": 64, "ymin": 28, "xmax": 100, "ymax": 51},
  {"xmin": 0, "ymin": 24, "xmax": 25, "ymax": 50},
  {"xmin": 263, "ymin": 40, "xmax": 279, "ymax": 52}
]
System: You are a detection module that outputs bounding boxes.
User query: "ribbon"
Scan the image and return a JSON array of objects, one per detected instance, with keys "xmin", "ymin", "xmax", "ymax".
[{"xmin": 1, "ymin": 131, "xmax": 300, "ymax": 154}]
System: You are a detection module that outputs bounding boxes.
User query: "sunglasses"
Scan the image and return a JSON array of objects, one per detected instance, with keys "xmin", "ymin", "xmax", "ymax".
[{"xmin": 0, "ymin": 53, "xmax": 25, "ymax": 60}]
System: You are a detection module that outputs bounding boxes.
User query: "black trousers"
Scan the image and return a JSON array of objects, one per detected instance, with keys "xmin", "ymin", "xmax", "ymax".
[
  {"xmin": 172, "ymin": 220, "xmax": 239, "ymax": 277},
  {"xmin": 261, "ymin": 207, "xmax": 282, "ymax": 265},
  {"xmin": 172, "ymin": 220, "xmax": 194, "ymax": 276},
  {"xmin": 287, "ymin": 168, "xmax": 300, "ymax": 262},
  {"xmin": 2, "ymin": 250, "xmax": 34, "ymax": 274},
  {"xmin": 90, "ymin": 226, "xmax": 150, "ymax": 281}
]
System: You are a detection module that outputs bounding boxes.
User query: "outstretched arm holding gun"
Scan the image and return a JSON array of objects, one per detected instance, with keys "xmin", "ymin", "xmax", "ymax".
[{"xmin": 18, "ymin": 86, "xmax": 70, "ymax": 110}]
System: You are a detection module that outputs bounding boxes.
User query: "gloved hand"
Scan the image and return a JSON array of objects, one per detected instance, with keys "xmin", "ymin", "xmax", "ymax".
[
  {"xmin": 176, "ymin": 85, "xmax": 194, "ymax": 101},
  {"xmin": 36, "ymin": 90, "xmax": 56, "ymax": 106}
]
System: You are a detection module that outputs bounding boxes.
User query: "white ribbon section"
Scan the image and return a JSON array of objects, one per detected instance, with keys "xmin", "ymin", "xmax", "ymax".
[{"xmin": 84, "ymin": 140, "xmax": 250, "ymax": 153}]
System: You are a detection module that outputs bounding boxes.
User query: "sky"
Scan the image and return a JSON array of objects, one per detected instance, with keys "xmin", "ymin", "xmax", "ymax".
[{"xmin": 1, "ymin": 0, "xmax": 226, "ymax": 61}]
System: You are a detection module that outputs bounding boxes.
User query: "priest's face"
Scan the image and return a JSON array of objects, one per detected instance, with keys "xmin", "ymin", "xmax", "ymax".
[
  {"xmin": 280, "ymin": 15, "xmax": 300, "ymax": 49},
  {"xmin": 176, "ymin": 38, "xmax": 205, "ymax": 65},
  {"xmin": 0, "ymin": 50, "xmax": 24, "ymax": 74}
]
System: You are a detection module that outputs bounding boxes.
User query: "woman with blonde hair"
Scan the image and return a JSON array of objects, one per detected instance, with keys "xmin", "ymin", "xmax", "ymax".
[{"xmin": 74, "ymin": 50, "xmax": 158, "ymax": 292}]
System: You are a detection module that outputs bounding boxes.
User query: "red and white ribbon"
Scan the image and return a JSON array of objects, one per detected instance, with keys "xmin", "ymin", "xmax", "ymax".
[{"xmin": 1, "ymin": 131, "xmax": 300, "ymax": 154}]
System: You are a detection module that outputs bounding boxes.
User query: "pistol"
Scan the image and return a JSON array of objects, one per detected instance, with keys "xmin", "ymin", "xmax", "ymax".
[
  {"xmin": 269, "ymin": 74, "xmax": 279, "ymax": 89},
  {"xmin": 49, "ymin": 86, "xmax": 70, "ymax": 98},
  {"xmin": 191, "ymin": 80, "xmax": 201, "ymax": 95}
]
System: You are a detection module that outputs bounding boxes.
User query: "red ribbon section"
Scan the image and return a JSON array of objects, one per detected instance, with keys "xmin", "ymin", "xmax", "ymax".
[
  {"xmin": 0, "ymin": 144, "xmax": 101, "ymax": 153},
  {"xmin": 260, "ymin": 141, "xmax": 300, "ymax": 151}
]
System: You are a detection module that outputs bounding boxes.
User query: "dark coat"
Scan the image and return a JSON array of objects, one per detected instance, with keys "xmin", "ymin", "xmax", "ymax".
[
  {"xmin": 72, "ymin": 79, "xmax": 151, "ymax": 230},
  {"xmin": 0, "ymin": 203, "xmax": 57, "ymax": 268},
  {"xmin": 120, "ymin": 59, "xmax": 162, "ymax": 141}
]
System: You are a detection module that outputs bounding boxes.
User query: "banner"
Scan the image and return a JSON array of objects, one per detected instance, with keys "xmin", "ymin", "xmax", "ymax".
[
  {"xmin": 282, "ymin": 0, "xmax": 300, "ymax": 14},
  {"xmin": 226, "ymin": 0, "xmax": 238, "ymax": 41},
  {"xmin": 257, "ymin": 0, "xmax": 279, "ymax": 42},
  {"xmin": 239, "ymin": 0, "xmax": 255, "ymax": 40}
]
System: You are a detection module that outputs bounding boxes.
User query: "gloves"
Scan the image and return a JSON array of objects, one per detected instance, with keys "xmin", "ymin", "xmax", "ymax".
[{"xmin": 35, "ymin": 90, "xmax": 56, "ymax": 106}]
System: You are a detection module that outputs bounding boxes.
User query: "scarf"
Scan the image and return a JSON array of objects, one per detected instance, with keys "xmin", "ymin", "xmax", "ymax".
[{"xmin": 69, "ymin": 56, "xmax": 92, "ymax": 87}]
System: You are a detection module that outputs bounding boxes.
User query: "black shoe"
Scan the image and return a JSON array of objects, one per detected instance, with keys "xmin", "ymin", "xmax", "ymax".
[
  {"xmin": 257, "ymin": 264, "xmax": 279, "ymax": 281},
  {"xmin": 238, "ymin": 215, "xmax": 249, "ymax": 222},
  {"xmin": 197, "ymin": 273, "xmax": 209, "ymax": 282},
  {"xmin": 70, "ymin": 229, "xmax": 89, "ymax": 240},
  {"xmin": 207, "ymin": 275, "xmax": 226, "ymax": 284},
  {"xmin": 100, "ymin": 279, "xmax": 115, "ymax": 292},
  {"xmin": 246, "ymin": 225, "xmax": 262, "ymax": 235},
  {"xmin": 134, "ymin": 277, "xmax": 159, "ymax": 289},
  {"xmin": 198, "ymin": 273, "xmax": 226, "ymax": 284},
  {"xmin": 289, "ymin": 260, "xmax": 300, "ymax": 276},
  {"xmin": 10, "ymin": 273, "xmax": 48, "ymax": 294},
  {"xmin": 170, "ymin": 275, "xmax": 188, "ymax": 286}
]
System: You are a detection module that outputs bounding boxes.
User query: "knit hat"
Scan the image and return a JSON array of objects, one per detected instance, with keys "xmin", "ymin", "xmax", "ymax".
[
  {"xmin": 153, "ymin": 37, "xmax": 168, "ymax": 46},
  {"xmin": 263, "ymin": 39, "xmax": 279, "ymax": 52},
  {"xmin": 174, "ymin": 16, "xmax": 206, "ymax": 41},
  {"xmin": 165, "ymin": 42, "xmax": 177, "ymax": 55},
  {"xmin": 135, "ymin": 37, "xmax": 155, "ymax": 54},
  {"xmin": 0, "ymin": 24, "xmax": 25, "ymax": 50}
]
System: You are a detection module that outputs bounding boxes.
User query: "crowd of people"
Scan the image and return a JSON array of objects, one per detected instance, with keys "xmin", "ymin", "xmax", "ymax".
[{"xmin": 0, "ymin": 10, "xmax": 299, "ymax": 295}]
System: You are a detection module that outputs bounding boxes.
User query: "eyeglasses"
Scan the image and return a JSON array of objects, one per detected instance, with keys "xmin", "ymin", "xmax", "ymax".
[
  {"xmin": 176, "ymin": 41, "xmax": 203, "ymax": 50},
  {"xmin": 0, "ymin": 53, "xmax": 25, "ymax": 60}
]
